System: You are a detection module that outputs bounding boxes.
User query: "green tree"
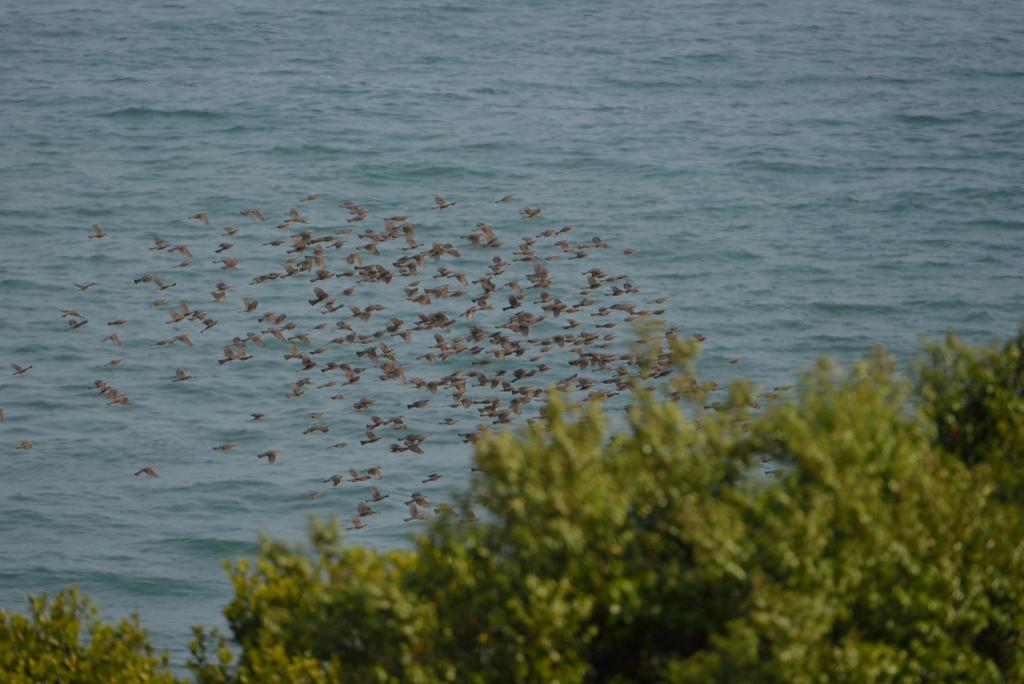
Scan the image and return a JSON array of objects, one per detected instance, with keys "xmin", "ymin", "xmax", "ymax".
[
  {"xmin": 6, "ymin": 330, "xmax": 1024, "ymax": 682},
  {"xmin": 0, "ymin": 587, "xmax": 178, "ymax": 683}
]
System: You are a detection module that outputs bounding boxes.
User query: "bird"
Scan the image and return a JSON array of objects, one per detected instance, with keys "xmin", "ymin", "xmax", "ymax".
[
  {"xmin": 213, "ymin": 443, "xmax": 236, "ymax": 452},
  {"xmin": 366, "ymin": 486, "xmax": 389, "ymax": 502},
  {"xmin": 324, "ymin": 474, "xmax": 343, "ymax": 487},
  {"xmin": 11, "ymin": 364, "xmax": 32, "ymax": 376},
  {"xmin": 134, "ymin": 466, "xmax": 158, "ymax": 478},
  {"xmin": 0, "ymin": 408, "xmax": 4, "ymax": 423},
  {"xmin": 249, "ymin": 413, "xmax": 267, "ymax": 422},
  {"xmin": 17, "ymin": 440, "xmax": 32, "ymax": 450},
  {"xmin": 348, "ymin": 468, "xmax": 370, "ymax": 482},
  {"xmin": 434, "ymin": 195, "xmax": 455, "ymax": 209},
  {"xmin": 73, "ymin": 282, "xmax": 97, "ymax": 291},
  {"xmin": 406, "ymin": 492, "xmax": 430, "ymax": 507},
  {"xmin": 257, "ymin": 450, "xmax": 278, "ymax": 464},
  {"xmin": 356, "ymin": 501, "xmax": 377, "ymax": 516},
  {"xmin": 173, "ymin": 369, "xmax": 192, "ymax": 382},
  {"xmin": 88, "ymin": 224, "xmax": 106, "ymax": 239},
  {"xmin": 496, "ymin": 195, "xmax": 515, "ymax": 203},
  {"xmin": 522, "ymin": 207, "xmax": 542, "ymax": 218},
  {"xmin": 422, "ymin": 473, "xmax": 442, "ymax": 484},
  {"xmin": 435, "ymin": 503, "xmax": 458, "ymax": 517},
  {"xmin": 190, "ymin": 211, "xmax": 209, "ymax": 225},
  {"xmin": 347, "ymin": 516, "xmax": 365, "ymax": 530},
  {"xmin": 404, "ymin": 503, "xmax": 427, "ymax": 522},
  {"xmin": 240, "ymin": 208, "xmax": 264, "ymax": 220}
]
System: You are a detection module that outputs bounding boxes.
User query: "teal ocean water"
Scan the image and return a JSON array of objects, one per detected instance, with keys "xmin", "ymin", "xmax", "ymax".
[{"xmin": 1, "ymin": 0, "xmax": 1023, "ymax": 666}]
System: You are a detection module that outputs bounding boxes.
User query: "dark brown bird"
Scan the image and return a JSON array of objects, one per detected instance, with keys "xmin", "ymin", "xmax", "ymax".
[
  {"xmin": 404, "ymin": 503, "xmax": 427, "ymax": 522},
  {"xmin": 88, "ymin": 224, "xmax": 106, "ymax": 239},
  {"xmin": 324, "ymin": 474, "xmax": 343, "ymax": 487},
  {"xmin": 173, "ymin": 369, "xmax": 192, "ymax": 382},
  {"xmin": 191, "ymin": 211, "xmax": 209, "ymax": 225},
  {"xmin": 134, "ymin": 466, "xmax": 158, "ymax": 478},
  {"xmin": 257, "ymin": 450, "xmax": 278, "ymax": 464},
  {"xmin": 434, "ymin": 195, "xmax": 455, "ymax": 209},
  {"xmin": 240, "ymin": 208, "xmax": 265, "ymax": 220},
  {"xmin": 11, "ymin": 364, "xmax": 32, "ymax": 376},
  {"xmin": 347, "ymin": 516, "xmax": 365, "ymax": 530},
  {"xmin": 309, "ymin": 287, "xmax": 329, "ymax": 306},
  {"xmin": 356, "ymin": 501, "xmax": 377, "ymax": 517},
  {"xmin": 422, "ymin": 473, "xmax": 442, "ymax": 484},
  {"xmin": 406, "ymin": 492, "xmax": 431, "ymax": 507},
  {"xmin": 73, "ymin": 282, "xmax": 97, "ymax": 291},
  {"xmin": 366, "ymin": 486, "xmax": 389, "ymax": 502},
  {"xmin": 348, "ymin": 468, "xmax": 370, "ymax": 482},
  {"xmin": 213, "ymin": 443, "xmax": 236, "ymax": 452}
]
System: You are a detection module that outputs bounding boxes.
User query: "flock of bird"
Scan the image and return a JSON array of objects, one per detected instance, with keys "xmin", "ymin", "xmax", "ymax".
[{"xmin": 4, "ymin": 193, "xmax": 710, "ymax": 532}]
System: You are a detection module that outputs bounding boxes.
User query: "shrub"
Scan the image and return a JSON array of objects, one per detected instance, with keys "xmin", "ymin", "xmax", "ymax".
[
  {"xmin": 5, "ymin": 331, "xmax": 1024, "ymax": 682},
  {"xmin": 0, "ymin": 587, "xmax": 178, "ymax": 683}
]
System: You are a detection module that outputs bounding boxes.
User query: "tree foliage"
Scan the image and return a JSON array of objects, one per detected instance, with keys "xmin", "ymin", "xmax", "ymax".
[
  {"xmin": 5, "ymin": 330, "xmax": 1024, "ymax": 682},
  {"xmin": 0, "ymin": 587, "xmax": 177, "ymax": 683}
]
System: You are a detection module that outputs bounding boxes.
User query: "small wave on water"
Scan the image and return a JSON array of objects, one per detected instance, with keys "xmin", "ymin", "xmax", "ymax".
[
  {"xmin": 810, "ymin": 301, "xmax": 901, "ymax": 316},
  {"xmin": 98, "ymin": 107, "xmax": 226, "ymax": 120},
  {"xmin": 136, "ymin": 536, "xmax": 260, "ymax": 558}
]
